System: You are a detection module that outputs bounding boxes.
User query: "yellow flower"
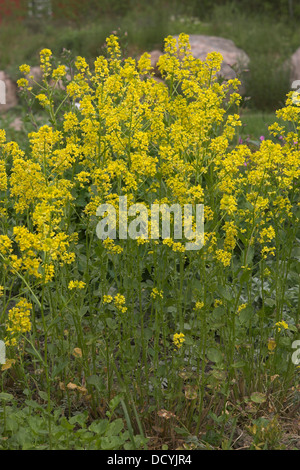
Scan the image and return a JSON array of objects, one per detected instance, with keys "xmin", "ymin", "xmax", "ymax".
[
  {"xmin": 0, "ymin": 235, "xmax": 13, "ymax": 255},
  {"xmin": 5, "ymin": 298, "xmax": 32, "ymax": 346},
  {"xmin": 215, "ymin": 249, "xmax": 232, "ymax": 267},
  {"xmin": 268, "ymin": 338, "xmax": 276, "ymax": 351},
  {"xmin": 36, "ymin": 93, "xmax": 51, "ymax": 107},
  {"xmin": 173, "ymin": 332, "xmax": 185, "ymax": 349},
  {"xmin": 259, "ymin": 226, "xmax": 276, "ymax": 244},
  {"xmin": 40, "ymin": 48, "xmax": 52, "ymax": 76},
  {"xmin": 114, "ymin": 293, "xmax": 127, "ymax": 313},
  {"xmin": 19, "ymin": 64, "xmax": 31, "ymax": 75},
  {"xmin": 17, "ymin": 78, "xmax": 29, "ymax": 89},
  {"xmin": 220, "ymin": 195, "xmax": 238, "ymax": 215},
  {"xmin": 275, "ymin": 320, "xmax": 288, "ymax": 332},
  {"xmin": 102, "ymin": 238, "xmax": 123, "ymax": 255},
  {"xmin": 52, "ymin": 65, "xmax": 66, "ymax": 80},
  {"xmin": 68, "ymin": 280, "xmax": 86, "ymax": 290},
  {"xmin": 238, "ymin": 303, "xmax": 247, "ymax": 313},
  {"xmin": 151, "ymin": 288, "xmax": 163, "ymax": 299},
  {"xmin": 194, "ymin": 301, "xmax": 204, "ymax": 311}
]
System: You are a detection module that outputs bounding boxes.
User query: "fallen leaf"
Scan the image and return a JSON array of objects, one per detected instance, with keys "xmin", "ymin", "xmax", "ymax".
[
  {"xmin": 59, "ymin": 381, "xmax": 66, "ymax": 391},
  {"xmin": 1, "ymin": 359, "xmax": 16, "ymax": 371},
  {"xmin": 73, "ymin": 347, "xmax": 82, "ymax": 358},
  {"xmin": 184, "ymin": 385, "xmax": 198, "ymax": 400},
  {"xmin": 67, "ymin": 382, "xmax": 78, "ymax": 391},
  {"xmin": 250, "ymin": 392, "xmax": 267, "ymax": 404},
  {"xmin": 158, "ymin": 409, "xmax": 176, "ymax": 419}
]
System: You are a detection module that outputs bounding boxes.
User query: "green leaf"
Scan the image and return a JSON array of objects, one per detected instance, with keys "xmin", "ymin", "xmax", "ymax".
[
  {"xmin": 143, "ymin": 327, "xmax": 153, "ymax": 340},
  {"xmin": 207, "ymin": 347, "xmax": 223, "ymax": 364},
  {"xmin": 217, "ymin": 285, "xmax": 232, "ymax": 302},
  {"xmin": 174, "ymin": 426, "xmax": 189, "ymax": 436},
  {"xmin": 106, "ymin": 418, "xmax": 124, "ymax": 436},
  {"xmin": 231, "ymin": 361, "xmax": 245, "ymax": 369},
  {"xmin": 0, "ymin": 392, "xmax": 14, "ymax": 402},
  {"xmin": 38, "ymin": 391, "xmax": 49, "ymax": 402},
  {"xmin": 239, "ymin": 267, "xmax": 252, "ymax": 284},
  {"xmin": 51, "ymin": 358, "xmax": 69, "ymax": 379},
  {"xmin": 86, "ymin": 374, "xmax": 103, "ymax": 393},
  {"xmin": 238, "ymin": 306, "xmax": 254, "ymax": 326},
  {"xmin": 250, "ymin": 392, "xmax": 266, "ymax": 404},
  {"xmin": 101, "ymin": 435, "xmax": 124, "ymax": 450},
  {"xmin": 106, "ymin": 317, "xmax": 117, "ymax": 329},
  {"xmin": 89, "ymin": 419, "xmax": 109, "ymax": 435}
]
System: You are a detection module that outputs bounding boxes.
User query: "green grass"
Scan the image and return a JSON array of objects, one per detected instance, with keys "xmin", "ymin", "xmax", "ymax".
[{"xmin": 239, "ymin": 110, "xmax": 283, "ymax": 141}]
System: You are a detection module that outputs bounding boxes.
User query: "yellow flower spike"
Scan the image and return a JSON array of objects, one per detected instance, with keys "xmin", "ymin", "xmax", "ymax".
[
  {"xmin": 52, "ymin": 64, "xmax": 66, "ymax": 80},
  {"xmin": 5, "ymin": 298, "xmax": 32, "ymax": 346},
  {"xmin": 68, "ymin": 280, "xmax": 86, "ymax": 290},
  {"xmin": 194, "ymin": 301, "xmax": 204, "ymax": 311},
  {"xmin": 113, "ymin": 294, "xmax": 127, "ymax": 313},
  {"xmin": 137, "ymin": 52, "xmax": 152, "ymax": 74},
  {"xmin": 19, "ymin": 64, "xmax": 31, "ymax": 75},
  {"xmin": 17, "ymin": 78, "xmax": 29, "ymax": 89},
  {"xmin": 275, "ymin": 321, "xmax": 289, "ymax": 332},
  {"xmin": 36, "ymin": 93, "xmax": 51, "ymax": 108},
  {"xmin": 173, "ymin": 333, "xmax": 185, "ymax": 350},
  {"xmin": 151, "ymin": 288, "xmax": 163, "ymax": 299},
  {"xmin": 39, "ymin": 48, "xmax": 52, "ymax": 77}
]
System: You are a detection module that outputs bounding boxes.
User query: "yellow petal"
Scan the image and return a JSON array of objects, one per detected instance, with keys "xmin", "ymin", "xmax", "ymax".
[{"xmin": 268, "ymin": 338, "xmax": 276, "ymax": 351}]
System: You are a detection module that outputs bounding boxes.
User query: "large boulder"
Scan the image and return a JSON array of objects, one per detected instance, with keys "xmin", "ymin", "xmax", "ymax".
[
  {"xmin": 174, "ymin": 35, "xmax": 249, "ymax": 80},
  {"xmin": 0, "ymin": 71, "xmax": 18, "ymax": 113},
  {"xmin": 26, "ymin": 65, "xmax": 43, "ymax": 87},
  {"xmin": 289, "ymin": 47, "xmax": 300, "ymax": 84},
  {"xmin": 149, "ymin": 35, "xmax": 250, "ymax": 92}
]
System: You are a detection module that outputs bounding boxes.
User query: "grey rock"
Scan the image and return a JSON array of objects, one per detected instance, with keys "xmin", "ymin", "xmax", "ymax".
[{"xmin": 149, "ymin": 35, "xmax": 250, "ymax": 93}]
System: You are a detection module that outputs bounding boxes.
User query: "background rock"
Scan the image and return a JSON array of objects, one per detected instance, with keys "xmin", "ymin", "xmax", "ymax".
[
  {"xmin": 0, "ymin": 71, "xmax": 18, "ymax": 113},
  {"xmin": 149, "ymin": 34, "xmax": 250, "ymax": 93},
  {"xmin": 174, "ymin": 35, "xmax": 249, "ymax": 79},
  {"xmin": 289, "ymin": 47, "xmax": 300, "ymax": 84},
  {"xmin": 26, "ymin": 65, "xmax": 43, "ymax": 87}
]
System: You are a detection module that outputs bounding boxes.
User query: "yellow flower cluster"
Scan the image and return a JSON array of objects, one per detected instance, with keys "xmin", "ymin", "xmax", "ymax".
[
  {"xmin": 5, "ymin": 298, "xmax": 32, "ymax": 346},
  {"xmin": 39, "ymin": 48, "xmax": 52, "ymax": 77},
  {"xmin": 275, "ymin": 320, "xmax": 289, "ymax": 332},
  {"xmin": 0, "ymin": 33, "xmax": 298, "ymax": 364},
  {"xmin": 68, "ymin": 280, "xmax": 86, "ymax": 290},
  {"xmin": 113, "ymin": 293, "xmax": 127, "ymax": 313},
  {"xmin": 151, "ymin": 287, "xmax": 163, "ymax": 299},
  {"xmin": 173, "ymin": 332, "xmax": 185, "ymax": 349},
  {"xmin": 102, "ymin": 293, "xmax": 127, "ymax": 314}
]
